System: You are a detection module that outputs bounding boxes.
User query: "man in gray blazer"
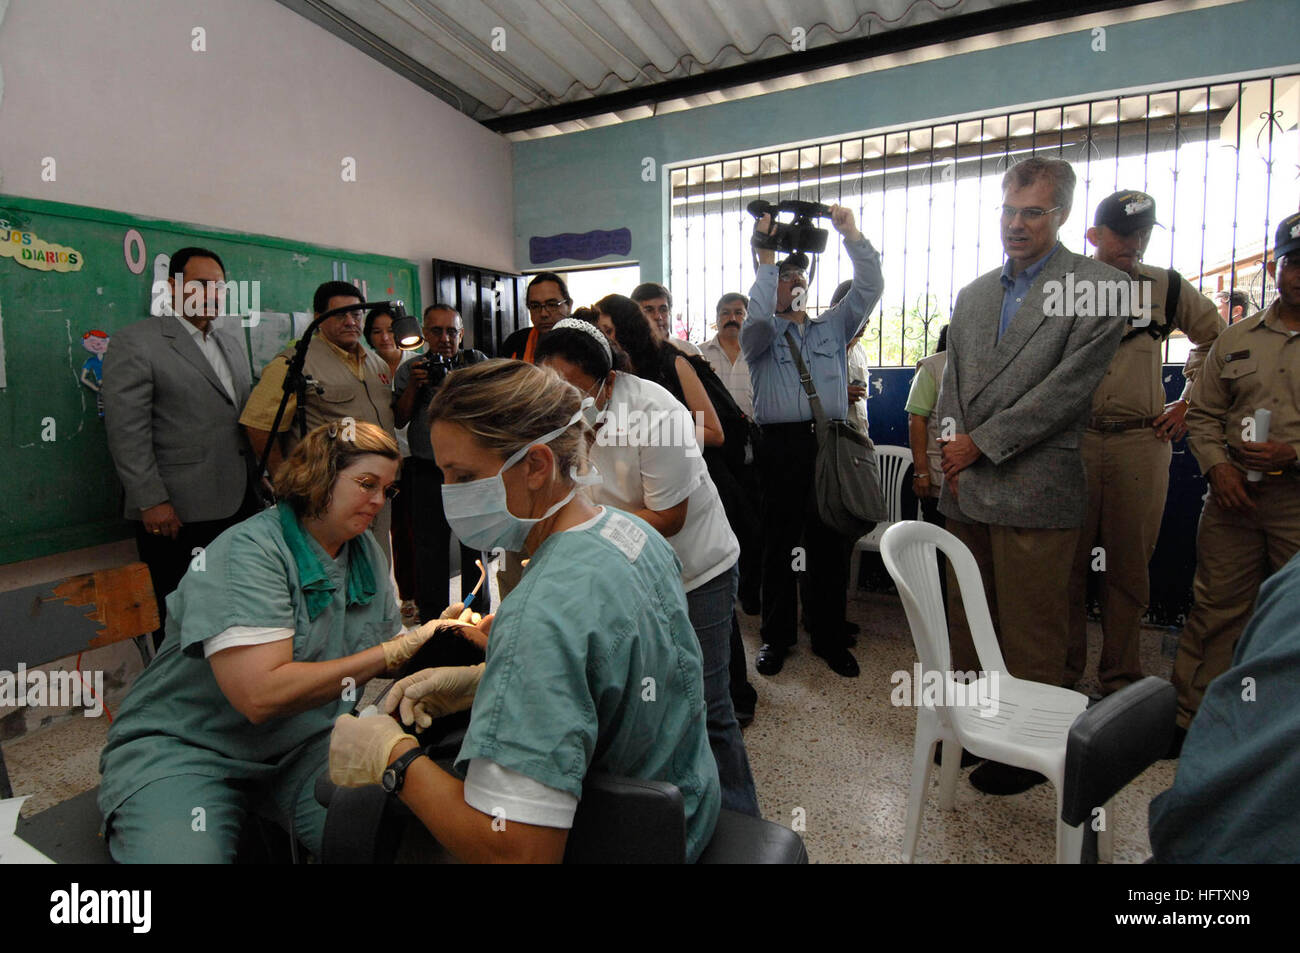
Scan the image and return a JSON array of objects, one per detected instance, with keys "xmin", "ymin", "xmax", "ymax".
[
  {"xmin": 936, "ymin": 158, "xmax": 1127, "ymax": 794},
  {"xmin": 103, "ymin": 247, "xmax": 257, "ymax": 648}
]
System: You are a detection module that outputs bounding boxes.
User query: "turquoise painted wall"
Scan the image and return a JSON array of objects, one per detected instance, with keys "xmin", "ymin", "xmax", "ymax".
[{"xmin": 513, "ymin": 0, "xmax": 1300, "ymax": 281}]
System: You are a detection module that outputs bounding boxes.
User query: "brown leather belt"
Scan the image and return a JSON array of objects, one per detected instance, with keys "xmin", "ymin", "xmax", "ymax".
[{"xmin": 1088, "ymin": 415, "xmax": 1157, "ymax": 433}]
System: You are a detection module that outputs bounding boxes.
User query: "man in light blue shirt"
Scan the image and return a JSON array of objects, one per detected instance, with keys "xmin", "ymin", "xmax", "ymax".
[
  {"xmin": 741, "ymin": 206, "xmax": 884, "ymax": 678},
  {"xmin": 999, "ymin": 243, "xmax": 1060, "ymax": 340}
]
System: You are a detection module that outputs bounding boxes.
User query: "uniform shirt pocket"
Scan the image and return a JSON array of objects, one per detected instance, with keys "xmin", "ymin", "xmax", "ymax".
[{"xmin": 1219, "ymin": 357, "xmax": 1258, "ymax": 381}]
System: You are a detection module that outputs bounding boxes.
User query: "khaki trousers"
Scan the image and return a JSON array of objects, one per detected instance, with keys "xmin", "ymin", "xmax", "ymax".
[
  {"xmin": 1065, "ymin": 429, "xmax": 1171, "ymax": 693},
  {"xmin": 945, "ymin": 519, "xmax": 1080, "ymax": 686},
  {"xmin": 1173, "ymin": 477, "xmax": 1300, "ymax": 726}
]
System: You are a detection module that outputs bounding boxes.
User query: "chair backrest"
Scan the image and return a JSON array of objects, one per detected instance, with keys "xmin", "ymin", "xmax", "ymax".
[
  {"xmin": 1060, "ymin": 676, "xmax": 1176, "ymax": 828},
  {"xmin": 563, "ymin": 773, "xmax": 687, "ymax": 864},
  {"xmin": 873, "ymin": 445, "xmax": 914, "ymax": 524},
  {"xmin": 880, "ymin": 521, "xmax": 1010, "ymax": 690}
]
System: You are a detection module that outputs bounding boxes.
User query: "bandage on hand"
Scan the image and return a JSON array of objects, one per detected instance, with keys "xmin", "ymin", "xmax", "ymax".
[{"xmin": 381, "ymin": 663, "xmax": 485, "ymax": 729}]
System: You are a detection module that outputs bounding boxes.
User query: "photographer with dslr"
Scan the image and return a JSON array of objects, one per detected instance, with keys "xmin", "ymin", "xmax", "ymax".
[
  {"xmin": 741, "ymin": 204, "xmax": 883, "ymax": 678},
  {"xmin": 394, "ymin": 305, "xmax": 490, "ymax": 623}
]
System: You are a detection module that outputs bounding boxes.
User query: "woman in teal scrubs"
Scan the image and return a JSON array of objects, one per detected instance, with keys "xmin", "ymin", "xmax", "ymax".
[
  {"xmin": 329, "ymin": 360, "xmax": 722, "ymax": 863},
  {"xmin": 99, "ymin": 420, "xmax": 446, "ymax": 863}
]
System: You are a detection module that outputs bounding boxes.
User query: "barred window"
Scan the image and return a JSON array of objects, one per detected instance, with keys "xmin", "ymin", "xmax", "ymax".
[{"xmin": 668, "ymin": 73, "xmax": 1300, "ymax": 365}]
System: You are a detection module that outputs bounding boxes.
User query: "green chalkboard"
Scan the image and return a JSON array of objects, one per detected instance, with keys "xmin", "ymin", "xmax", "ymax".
[{"xmin": 0, "ymin": 195, "xmax": 421, "ymax": 565}]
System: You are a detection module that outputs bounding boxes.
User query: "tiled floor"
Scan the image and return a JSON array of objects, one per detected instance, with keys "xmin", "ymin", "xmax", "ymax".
[{"xmin": 5, "ymin": 574, "xmax": 1177, "ymax": 863}]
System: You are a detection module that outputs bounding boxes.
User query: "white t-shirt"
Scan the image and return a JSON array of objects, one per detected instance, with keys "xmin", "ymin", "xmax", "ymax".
[{"xmin": 588, "ymin": 372, "xmax": 739, "ymax": 592}]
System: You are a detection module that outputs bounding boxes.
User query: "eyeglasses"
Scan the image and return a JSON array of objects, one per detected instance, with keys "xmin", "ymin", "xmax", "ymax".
[
  {"xmin": 350, "ymin": 476, "xmax": 399, "ymax": 501},
  {"xmin": 779, "ymin": 271, "xmax": 807, "ymax": 283},
  {"xmin": 526, "ymin": 299, "xmax": 569, "ymax": 313},
  {"xmin": 424, "ymin": 327, "xmax": 460, "ymax": 338},
  {"xmin": 334, "ymin": 309, "xmax": 365, "ymax": 323},
  {"xmin": 1000, "ymin": 205, "xmax": 1061, "ymax": 222}
]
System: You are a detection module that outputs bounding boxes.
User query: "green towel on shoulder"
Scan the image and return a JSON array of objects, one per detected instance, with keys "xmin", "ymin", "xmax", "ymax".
[{"xmin": 277, "ymin": 502, "xmax": 376, "ymax": 620}]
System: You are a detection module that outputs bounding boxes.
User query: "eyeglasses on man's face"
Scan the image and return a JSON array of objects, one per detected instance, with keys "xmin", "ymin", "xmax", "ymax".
[
  {"xmin": 1000, "ymin": 205, "xmax": 1061, "ymax": 222},
  {"xmin": 350, "ymin": 475, "xmax": 399, "ymax": 501},
  {"xmin": 424, "ymin": 326, "xmax": 460, "ymax": 338},
  {"xmin": 526, "ymin": 299, "xmax": 569, "ymax": 313}
]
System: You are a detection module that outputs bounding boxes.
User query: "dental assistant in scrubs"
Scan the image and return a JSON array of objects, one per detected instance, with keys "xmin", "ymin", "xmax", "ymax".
[
  {"xmin": 329, "ymin": 359, "xmax": 721, "ymax": 863},
  {"xmin": 99, "ymin": 421, "xmax": 449, "ymax": 862},
  {"xmin": 537, "ymin": 319, "xmax": 759, "ymax": 817}
]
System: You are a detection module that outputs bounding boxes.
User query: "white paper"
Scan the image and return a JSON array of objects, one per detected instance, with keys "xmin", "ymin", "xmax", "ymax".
[{"xmin": 0, "ymin": 796, "xmax": 56, "ymax": 864}]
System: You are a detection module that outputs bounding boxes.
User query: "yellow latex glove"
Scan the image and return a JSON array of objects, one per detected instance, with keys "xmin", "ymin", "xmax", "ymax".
[
  {"xmin": 329, "ymin": 712, "xmax": 413, "ymax": 787},
  {"xmin": 381, "ymin": 663, "xmax": 485, "ymax": 729},
  {"xmin": 382, "ymin": 604, "xmax": 488, "ymax": 669},
  {"xmin": 440, "ymin": 602, "xmax": 483, "ymax": 626}
]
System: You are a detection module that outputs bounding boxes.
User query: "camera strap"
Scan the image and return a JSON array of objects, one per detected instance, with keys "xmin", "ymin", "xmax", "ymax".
[{"xmin": 782, "ymin": 327, "xmax": 830, "ymax": 437}]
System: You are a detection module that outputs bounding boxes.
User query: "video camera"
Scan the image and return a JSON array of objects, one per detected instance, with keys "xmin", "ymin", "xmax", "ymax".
[{"xmin": 746, "ymin": 199, "xmax": 833, "ymax": 255}]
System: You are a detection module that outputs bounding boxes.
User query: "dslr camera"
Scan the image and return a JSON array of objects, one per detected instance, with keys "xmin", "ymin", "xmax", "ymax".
[
  {"xmin": 747, "ymin": 199, "xmax": 833, "ymax": 255},
  {"xmin": 413, "ymin": 351, "xmax": 453, "ymax": 386}
]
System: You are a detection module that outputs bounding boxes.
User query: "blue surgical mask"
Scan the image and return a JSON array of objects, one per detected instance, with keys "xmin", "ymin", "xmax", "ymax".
[{"xmin": 441, "ymin": 401, "xmax": 599, "ymax": 553}]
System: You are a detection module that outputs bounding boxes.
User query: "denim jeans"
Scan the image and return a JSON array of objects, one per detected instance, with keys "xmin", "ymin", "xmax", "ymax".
[{"xmin": 687, "ymin": 562, "xmax": 760, "ymax": 816}]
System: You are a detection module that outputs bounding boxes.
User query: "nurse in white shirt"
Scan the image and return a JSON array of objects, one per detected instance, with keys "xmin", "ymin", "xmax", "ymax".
[{"xmin": 538, "ymin": 319, "xmax": 760, "ymax": 816}]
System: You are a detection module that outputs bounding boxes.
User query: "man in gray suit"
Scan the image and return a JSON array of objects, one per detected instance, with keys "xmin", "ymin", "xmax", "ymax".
[
  {"xmin": 936, "ymin": 158, "xmax": 1127, "ymax": 794},
  {"xmin": 103, "ymin": 247, "xmax": 257, "ymax": 648}
]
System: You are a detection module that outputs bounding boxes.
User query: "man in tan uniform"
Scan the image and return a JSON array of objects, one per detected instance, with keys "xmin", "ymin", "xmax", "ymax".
[
  {"xmin": 1172, "ymin": 210, "xmax": 1300, "ymax": 752},
  {"xmin": 1066, "ymin": 191, "xmax": 1225, "ymax": 695},
  {"xmin": 241, "ymin": 280, "xmax": 399, "ymax": 563}
]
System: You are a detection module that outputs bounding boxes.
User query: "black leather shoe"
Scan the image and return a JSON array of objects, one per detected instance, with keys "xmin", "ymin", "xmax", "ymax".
[
  {"xmin": 1162, "ymin": 724, "xmax": 1187, "ymax": 760},
  {"xmin": 731, "ymin": 683, "xmax": 757, "ymax": 728},
  {"xmin": 755, "ymin": 644, "xmax": 786, "ymax": 676},
  {"xmin": 933, "ymin": 742, "xmax": 984, "ymax": 768},
  {"xmin": 969, "ymin": 760, "xmax": 1046, "ymax": 795},
  {"xmin": 741, "ymin": 595, "xmax": 762, "ymax": 616},
  {"xmin": 813, "ymin": 646, "xmax": 859, "ymax": 678}
]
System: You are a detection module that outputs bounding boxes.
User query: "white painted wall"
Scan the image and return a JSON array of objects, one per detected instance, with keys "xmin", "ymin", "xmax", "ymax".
[
  {"xmin": 0, "ymin": 0, "xmax": 513, "ymax": 742},
  {"xmin": 0, "ymin": 0, "xmax": 515, "ymax": 301}
]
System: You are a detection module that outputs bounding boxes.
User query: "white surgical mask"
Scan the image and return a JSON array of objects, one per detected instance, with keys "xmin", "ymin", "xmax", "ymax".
[
  {"xmin": 442, "ymin": 401, "xmax": 600, "ymax": 553},
  {"xmin": 583, "ymin": 378, "xmax": 608, "ymax": 427}
]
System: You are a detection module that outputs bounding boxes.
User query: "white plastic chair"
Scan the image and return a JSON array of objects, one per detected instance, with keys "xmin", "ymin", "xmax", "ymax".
[
  {"xmin": 879, "ymin": 520, "xmax": 1090, "ymax": 864},
  {"xmin": 849, "ymin": 445, "xmax": 914, "ymax": 587}
]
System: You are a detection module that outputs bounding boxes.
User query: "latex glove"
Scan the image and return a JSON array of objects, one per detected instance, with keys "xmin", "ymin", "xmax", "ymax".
[
  {"xmin": 440, "ymin": 602, "xmax": 483, "ymax": 627},
  {"xmin": 382, "ymin": 663, "xmax": 485, "ymax": 729},
  {"xmin": 381, "ymin": 617, "xmax": 445, "ymax": 669},
  {"xmin": 329, "ymin": 712, "xmax": 413, "ymax": 787}
]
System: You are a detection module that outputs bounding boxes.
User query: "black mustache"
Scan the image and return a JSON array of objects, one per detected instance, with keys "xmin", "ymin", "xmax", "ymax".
[{"xmin": 723, "ymin": 321, "xmax": 741, "ymax": 329}]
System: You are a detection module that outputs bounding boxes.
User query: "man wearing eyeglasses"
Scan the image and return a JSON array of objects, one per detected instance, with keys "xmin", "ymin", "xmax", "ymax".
[
  {"xmin": 742, "ymin": 206, "xmax": 884, "ymax": 679},
  {"xmin": 241, "ymin": 280, "xmax": 399, "ymax": 564},
  {"xmin": 500, "ymin": 272, "xmax": 571, "ymax": 362},
  {"xmin": 632, "ymin": 282, "xmax": 703, "ymax": 356},
  {"xmin": 935, "ymin": 157, "xmax": 1127, "ymax": 795},
  {"xmin": 394, "ymin": 305, "xmax": 491, "ymax": 624}
]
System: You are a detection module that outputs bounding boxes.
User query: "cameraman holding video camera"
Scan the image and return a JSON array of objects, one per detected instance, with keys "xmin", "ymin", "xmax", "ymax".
[
  {"xmin": 394, "ymin": 305, "xmax": 490, "ymax": 623},
  {"xmin": 741, "ymin": 203, "xmax": 883, "ymax": 678}
]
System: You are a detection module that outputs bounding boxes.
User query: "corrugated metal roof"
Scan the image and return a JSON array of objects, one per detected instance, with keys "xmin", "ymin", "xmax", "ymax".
[{"xmin": 279, "ymin": 0, "xmax": 1035, "ymax": 128}]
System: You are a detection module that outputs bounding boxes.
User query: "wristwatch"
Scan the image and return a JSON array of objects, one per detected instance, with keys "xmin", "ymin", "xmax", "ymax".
[{"xmin": 381, "ymin": 746, "xmax": 426, "ymax": 794}]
